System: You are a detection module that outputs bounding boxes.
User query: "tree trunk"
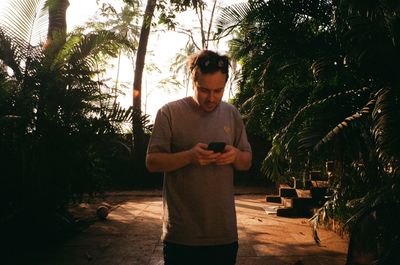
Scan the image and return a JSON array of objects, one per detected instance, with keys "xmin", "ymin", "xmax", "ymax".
[
  {"xmin": 132, "ymin": 0, "xmax": 156, "ymax": 164},
  {"xmin": 45, "ymin": 0, "xmax": 69, "ymax": 47},
  {"xmin": 133, "ymin": 0, "xmax": 156, "ymax": 112}
]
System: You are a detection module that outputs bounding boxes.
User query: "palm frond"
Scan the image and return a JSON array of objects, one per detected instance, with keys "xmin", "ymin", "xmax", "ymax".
[
  {"xmin": 0, "ymin": 0, "xmax": 48, "ymax": 45},
  {"xmin": 313, "ymin": 98, "xmax": 376, "ymax": 152},
  {"xmin": 215, "ymin": 2, "xmax": 255, "ymax": 37},
  {"xmin": 106, "ymin": 104, "xmax": 133, "ymax": 123},
  {"xmin": 0, "ymin": 28, "xmax": 44, "ymax": 80},
  {"xmin": 51, "ymin": 30, "xmax": 130, "ymax": 72},
  {"xmin": 372, "ymin": 88, "xmax": 400, "ymax": 162},
  {"xmin": 337, "ymin": 0, "xmax": 400, "ymax": 83},
  {"xmin": 261, "ymin": 135, "xmax": 289, "ymax": 182},
  {"xmin": 281, "ymin": 87, "xmax": 370, "ymax": 137},
  {"xmin": 104, "ymin": 103, "xmax": 152, "ymax": 133},
  {"xmin": 309, "ymin": 205, "xmax": 325, "ymax": 246},
  {"xmin": 311, "ymin": 56, "xmax": 341, "ymax": 79},
  {"xmin": 0, "ymin": 29, "xmax": 24, "ymax": 78}
]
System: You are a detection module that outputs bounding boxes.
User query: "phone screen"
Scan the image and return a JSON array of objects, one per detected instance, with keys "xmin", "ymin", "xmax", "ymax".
[{"xmin": 207, "ymin": 142, "xmax": 226, "ymax": 153}]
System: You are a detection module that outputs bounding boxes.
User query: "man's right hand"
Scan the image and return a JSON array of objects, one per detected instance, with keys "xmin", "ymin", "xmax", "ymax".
[{"xmin": 190, "ymin": 143, "xmax": 220, "ymax": 166}]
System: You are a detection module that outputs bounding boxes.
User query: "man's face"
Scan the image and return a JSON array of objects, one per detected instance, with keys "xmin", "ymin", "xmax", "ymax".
[{"xmin": 193, "ymin": 70, "xmax": 226, "ymax": 112}]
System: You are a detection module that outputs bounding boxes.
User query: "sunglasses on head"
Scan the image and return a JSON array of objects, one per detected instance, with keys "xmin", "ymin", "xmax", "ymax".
[{"xmin": 190, "ymin": 55, "xmax": 230, "ymax": 74}]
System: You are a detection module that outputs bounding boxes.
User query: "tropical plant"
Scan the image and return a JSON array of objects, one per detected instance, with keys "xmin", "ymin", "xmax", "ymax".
[
  {"xmin": 217, "ymin": 0, "xmax": 400, "ymax": 261},
  {"xmin": 166, "ymin": 42, "xmax": 196, "ymax": 96},
  {"xmin": 216, "ymin": 0, "xmax": 340, "ymax": 182},
  {"xmin": 0, "ymin": 0, "xmax": 150, "ymax": 224},
  {"xmin": 0, "ymin": 0, "xmax": 49, "ymax": 45},
  {"xmin": 78, "ymin": 0, "xmax": 142, "ymax": 103},
  {"xmin": 131, "ymin": 0, "xmax": 209, "ymax": 169},
  {"xmin": 308, "ymin": 0, "xmax": 400, "ymax": 251}
]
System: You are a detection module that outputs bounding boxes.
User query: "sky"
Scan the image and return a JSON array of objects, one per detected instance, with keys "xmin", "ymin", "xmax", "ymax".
[
  {"xmin": 0, "ymin": 0, "xmax": 241, "ymax": 122},
  {"xmin": 66, "ymin": 0, "xmax": 240, "ymax": 121}
]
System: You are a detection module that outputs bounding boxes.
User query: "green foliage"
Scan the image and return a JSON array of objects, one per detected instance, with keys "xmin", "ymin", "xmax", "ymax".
[
  {"xmin": 218, "ymin": 0, "xmax": 400, "ymax": 253},
  {"xmin": 0, "ymin": 21, "xmax": 150, "ymax": 224},
  {"xmin": 308, "ymin": 1, "xmax": 400, "ymax": 236},
  {"xmin": 218, "ymin": 0, "xmax": 341, "ymax": 182},
  {"xmin": 80, "ymin": 0, "xmax": 141, "ymax": 54},
  {"xmin": 156, "ymin": 0, "xmax": 205, "ymax": 29},
  {"xmin": 0, "ymin": 0, "xmax": 48, "ymax": 45}
]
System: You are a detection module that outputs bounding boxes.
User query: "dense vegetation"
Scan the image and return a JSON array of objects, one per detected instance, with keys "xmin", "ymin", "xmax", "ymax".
[
  {"xmin": 217, "ymin": 0, "xmax": 400, "ymax": 240},
  {"xmin": 0, "ymin": 2, "xmax": 159, "ymax": 255},
  {"xmin": 1, "ymin": 1, "xmax": 399, "ymax": 261}
]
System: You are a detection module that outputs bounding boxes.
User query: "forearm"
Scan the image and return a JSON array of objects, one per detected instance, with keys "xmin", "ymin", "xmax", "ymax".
[
  {"xmin": 146, "ymin": 151, "xmax": 193, "ymax": 173},
  {"xmin": 233, "ymin": 151, "xmax": 252, "ymax": 171}
]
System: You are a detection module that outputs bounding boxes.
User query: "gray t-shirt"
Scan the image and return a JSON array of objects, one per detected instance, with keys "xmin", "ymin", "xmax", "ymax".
[{"xmin": 147, "ymin": 97, "xmax": 251, "ymax": 246}]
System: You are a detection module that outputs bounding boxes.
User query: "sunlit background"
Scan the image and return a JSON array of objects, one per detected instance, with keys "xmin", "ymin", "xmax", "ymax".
[
  {"xmin": 67, "ymin": 0, "xmax": 238, "ymax": 121},
  {"xmin": 0, "ymin": 0, "xmax": 239, "ymax": 121}
]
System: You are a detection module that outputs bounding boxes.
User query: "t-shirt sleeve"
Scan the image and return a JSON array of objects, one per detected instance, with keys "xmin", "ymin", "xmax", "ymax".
[{"xmin": 147, "ymin": 107, "xmax": 172, "ymax": 154}]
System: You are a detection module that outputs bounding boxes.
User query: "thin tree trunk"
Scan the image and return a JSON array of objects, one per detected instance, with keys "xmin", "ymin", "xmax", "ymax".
[
  {"xmin": 132, "ymin": 0, "xmax": 156, "ymax": 162},
  {"xmin": 133, "ymin": 0, "xmax": 156, "ymax": 112},
  {"xmin": 113, "ymin": 50, "xmax": 122, "ymax": 106},
  {"xmin": 197, "ymin": 6, "xmax": 206, "ymax": 49},
  {"xmin": 205, "ymin": 0, "xmax": 217, "ymax": 50}
]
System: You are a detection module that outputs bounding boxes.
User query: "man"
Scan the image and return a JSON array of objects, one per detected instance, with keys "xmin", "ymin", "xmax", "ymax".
[{"xmin": 146, "ymin": 50, "xmax": 252, "ymax": 265}]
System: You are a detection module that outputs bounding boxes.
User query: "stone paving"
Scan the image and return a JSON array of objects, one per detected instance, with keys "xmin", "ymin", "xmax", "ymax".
[{"xmin": 33, "ymin": 189, "xmax": 348, "ymax": 265}]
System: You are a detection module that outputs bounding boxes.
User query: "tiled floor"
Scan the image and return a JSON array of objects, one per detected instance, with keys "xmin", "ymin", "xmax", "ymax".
[
  {"xmin": 235, "ymin": 195, "xmax": 348, "ymax": 265},
  {"xmin": 31, "ymin": 192, "xmax": 348, "ymax": 265}
]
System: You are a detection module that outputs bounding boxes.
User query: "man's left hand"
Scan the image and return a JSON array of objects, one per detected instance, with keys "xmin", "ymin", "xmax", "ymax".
[{"xmin": 215, "ymin": 145, "xmax": 237, "ymax": 165}]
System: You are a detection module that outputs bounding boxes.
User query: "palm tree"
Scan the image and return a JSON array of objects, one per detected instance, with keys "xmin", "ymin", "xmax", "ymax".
[
  {"xmin": 0, "ymin": 0, "xmax": 147, "ymax": 219},
  {"xmin": 82, "ymin": 1, "xmax": 141, "ymax": 95},
  {"xmin": 308, "ymin": 0, "xmax": 400, "ymax": 238},
  {"xmin": 0, "ymin": 0, "xmax": 48, "ymax": 45},
  {"xmin": 216, "ymin": 0, "xmax": 339, "ymax": 182},
  {"xmin": 218, "ymin": 0, "xmax": 400, "ymax": 261},
  {"xmin": 168, "ymin": 42, "xmax": 196, "ymax": 96},
  {"xmin": 0, "ymin": 0, "xmax": 69, "ymax": 46},
  {"xmin": 45, "ymin": 0, "xmax": 69, "ymax": 47}
]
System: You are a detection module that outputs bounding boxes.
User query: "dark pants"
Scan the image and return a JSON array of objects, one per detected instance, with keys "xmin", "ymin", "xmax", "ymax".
[{"xmin": 163, "ymin": 241, "xmax": 239, "ymax": 265}]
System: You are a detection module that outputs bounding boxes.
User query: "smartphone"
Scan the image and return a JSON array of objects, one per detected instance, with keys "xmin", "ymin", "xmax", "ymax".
[{"xmin": 207, "ymin": 142, "xmax": 226, "ymax": 153}]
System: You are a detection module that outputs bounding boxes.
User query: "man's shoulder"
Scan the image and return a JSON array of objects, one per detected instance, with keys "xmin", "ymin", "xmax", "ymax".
[
  {"xmin": 220, "ymin": 101, "xmax": 240, "ymax": 113},
  {"xmin": 159, "ymin": 97, "xmax": 192, "ymax": 113},
  {"xmin": 161, "ymin": 97, "xmax": 188, "ymax": 108},
  {"xmin": 165, "ymin": 97, "xmax": 190, "ymax": 107}
]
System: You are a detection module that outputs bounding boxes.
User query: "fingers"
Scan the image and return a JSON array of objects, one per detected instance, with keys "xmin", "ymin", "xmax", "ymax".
[
  {"xmin": 191, "ymin": 143, "xmax": 237, "ymax": 166},
  {"xmin": 198, "ymin": 155, "xmax": 218, "ymax": 165},
  {"xmin": 197, "ymin": 143, "xmax": 209, "ymax": 150},
  {"xmin": 191, "ymin": 143, "xmax": 218, "ymax": 165},
  {"xmin": 216, "ymin": 145, "xmax": 237, "ymax": 165}
]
